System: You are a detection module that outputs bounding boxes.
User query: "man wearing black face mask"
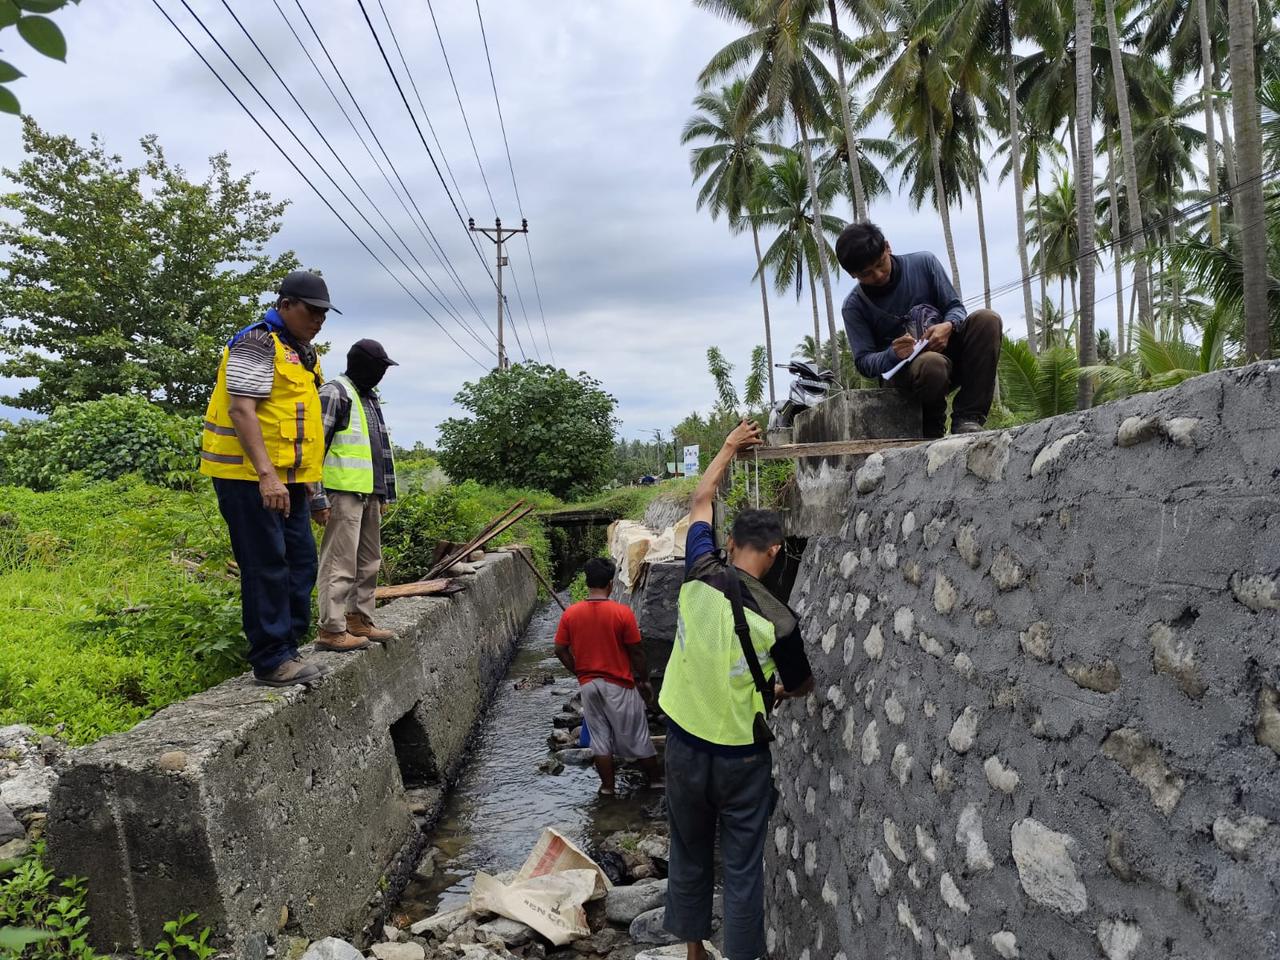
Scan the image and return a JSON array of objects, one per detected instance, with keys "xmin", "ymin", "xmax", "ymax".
[{"xmin": 312, "ymin": 339, "xmax": 399, "ymax": 650}]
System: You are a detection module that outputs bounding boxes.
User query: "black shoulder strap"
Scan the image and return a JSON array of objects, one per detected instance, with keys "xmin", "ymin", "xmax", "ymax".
[{"xmin": 722, "ymin": 558, "xmax": 771, "ymax": 698}]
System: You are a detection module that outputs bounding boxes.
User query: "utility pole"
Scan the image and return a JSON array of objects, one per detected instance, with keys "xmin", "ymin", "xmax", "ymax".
[{"xmin": 468, "ymin": 216, "xmax": 528, "ymax": 370}]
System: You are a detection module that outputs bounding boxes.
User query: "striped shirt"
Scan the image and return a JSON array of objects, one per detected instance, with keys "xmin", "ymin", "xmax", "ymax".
[
  {"xmin": 311, "ymin": 381, "xmax": 397, "ymax": 510},
  {"xmin": 225, "ymin": 327, "xmax": 319, "ymax": 396}
]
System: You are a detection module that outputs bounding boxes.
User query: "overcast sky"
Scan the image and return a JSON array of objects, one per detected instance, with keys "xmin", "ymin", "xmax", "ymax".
[{"xmin": 0, "ymin": 1, "xmax": 1129, "ymax": 444}]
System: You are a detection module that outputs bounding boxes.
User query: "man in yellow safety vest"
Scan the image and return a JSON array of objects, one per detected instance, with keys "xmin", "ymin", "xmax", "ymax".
[
  {"xmin": 312, "ymin": 339, "xmax": 399, "ymax": 649},
  {"xmin": 200, "ymin": 270, "xmax": 338, "ymax": 687},
  {"xmin": 659, "ymin": 420, "xmax": 814, "ymax": 960}
]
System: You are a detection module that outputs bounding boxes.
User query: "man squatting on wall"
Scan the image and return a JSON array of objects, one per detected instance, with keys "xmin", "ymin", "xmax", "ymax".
[
  {"xmin": 660, "ymin": 420, "xmax": 815, "ymax": 960},
  {"xmin": 837, "ymin": 221, "xmax": 1002, "ymax": 439}
]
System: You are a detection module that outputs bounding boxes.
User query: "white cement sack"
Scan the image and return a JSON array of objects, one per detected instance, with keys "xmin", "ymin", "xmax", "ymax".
[{"xmin": 470, "ymin": 869, "xmax": 599, "ymax": 946}]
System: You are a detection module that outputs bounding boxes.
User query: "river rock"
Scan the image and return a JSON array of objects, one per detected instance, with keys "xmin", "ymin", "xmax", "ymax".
[
  {"xmin": 538, "ymin": 757, "xmax": 565, "ymax": 776},
  {"xmin": 0, "ymin": 765, "xmax": 56, "ymax": 814},
  {"xmin": 477, "ymin": 916, "xmax": 534, "ymax": 947},
  {"xmin": 0, "ymin": 838, "xmax": 30, "ymax": 861},
  {"xmin": 552, "ymin": 714, "xmax": 581, "ymax": 730},
  {"xmin": 301, "ymin": 938, "xmax": 363, "ymax": 960},
  {"xmin": 370, "ymin": 942, "xmax": 425, "ymax": 960},
  {"xmin": 629, "ymin": 907, "xmax": 677, "ymax": 945},
  {"xmin": 636, "ymin": 836, "xmax": 669, "ymax": 860},
  {"xmin": 606, "ymin": 879, "xmax": 667, "ymax": 924},
  {"xmin": 411, "ymin": 905, "xmax": 476, "ymax": 938},
  {"xmin": 0, "ymin": 802, "xmax": 22, "ymax": 843},
  {"xmin": 555, "ymin": 748, "xmax": 595, "ymax": 766}
]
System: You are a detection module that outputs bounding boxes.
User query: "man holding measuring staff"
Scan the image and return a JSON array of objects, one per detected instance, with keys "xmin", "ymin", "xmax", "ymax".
[{"xmin": 836, "ymin": 221, "xmax": 1002, "ymax": 439}]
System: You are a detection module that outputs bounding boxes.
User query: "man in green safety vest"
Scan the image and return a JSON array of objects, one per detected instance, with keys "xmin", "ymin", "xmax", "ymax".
[
  {"xmin": 659, "ymin": 420, "xmax": 814, "ymax": 960},
  {"xmin": 312, "ymin": 339, "xmax": 399, "ymax": 651}
]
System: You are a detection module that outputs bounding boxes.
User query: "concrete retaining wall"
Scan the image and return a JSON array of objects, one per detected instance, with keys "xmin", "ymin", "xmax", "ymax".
[
  {"xmin": 47, "ymin": 548, "xmax": 538, "ymax": 955},
  {"xmin": 766, "ymin": 362, "xmax": 1280, "ymax": 960}
]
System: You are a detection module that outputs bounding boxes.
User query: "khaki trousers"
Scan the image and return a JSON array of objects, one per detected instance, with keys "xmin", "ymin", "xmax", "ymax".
[{"xmin": 317, "ymin": 491, "xmax": 383, "ymax": 632}]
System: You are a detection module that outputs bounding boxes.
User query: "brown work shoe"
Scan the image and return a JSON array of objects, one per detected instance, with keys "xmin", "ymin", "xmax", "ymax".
[
  {"xmin": 315, "ymin": 629, "xmax": 372, "ymax": 652},
  {"xmin": 346, "ymin": 612, "xmax": 395, "ymax": 642},
  {"xmin": 253, "ymin": 657, "xmax": 322, "ymax": 687}
]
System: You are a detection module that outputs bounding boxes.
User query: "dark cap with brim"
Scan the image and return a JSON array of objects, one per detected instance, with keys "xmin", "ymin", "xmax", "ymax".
[
  {"xmin": 349, "ymin": 338, "xmax": 398, "ymax": 366},
  {"xmin": 279, "ymin": 270, "xmax": 342, "ymax": 314}
]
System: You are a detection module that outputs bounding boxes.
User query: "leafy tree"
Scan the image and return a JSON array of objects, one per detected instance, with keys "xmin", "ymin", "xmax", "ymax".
[
  {"xmin": 436, "ymin": 363, "xmax": 618, "ymax": 501},
  {"xmin": 0, "ymin": 0, "xmax": 78, "ymax": 116},
  {"xmin": 0, "ymin": 119, "xmax": 298, "ymax": 414}
]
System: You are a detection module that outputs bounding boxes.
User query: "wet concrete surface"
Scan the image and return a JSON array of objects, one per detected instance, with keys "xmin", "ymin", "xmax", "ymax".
[{"xmin": 394, "ymin": 597, "xmax": 662, "ymax": 920}]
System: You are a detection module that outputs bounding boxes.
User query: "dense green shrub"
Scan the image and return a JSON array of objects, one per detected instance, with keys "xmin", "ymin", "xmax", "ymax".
[
  {"xmin": 380, "ymin": 480, "xmax": 559, "ymax": 586},
  {"xmin": 0, "ymin": 395, "xmax": 198, "ymax": 491}
]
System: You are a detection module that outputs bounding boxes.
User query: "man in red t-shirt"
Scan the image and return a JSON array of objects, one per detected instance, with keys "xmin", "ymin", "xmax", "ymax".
[{"xmin": 555, "ymin": 557, "xmax": 660, "ymax": 795}]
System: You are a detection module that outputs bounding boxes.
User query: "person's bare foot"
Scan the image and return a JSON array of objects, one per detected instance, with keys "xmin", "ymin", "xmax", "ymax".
[{"xmin": 687, "ymin": 942, "xmax": 710, "ymax": 960}]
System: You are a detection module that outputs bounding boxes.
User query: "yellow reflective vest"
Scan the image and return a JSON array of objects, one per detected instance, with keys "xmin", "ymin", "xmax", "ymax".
[
  {"xmin": 199, "ymin": 331, "xmax": 324, "ymax": 484},
  {"xmin": 659, "ymin": 562, "xmax": 781, "ymax": 747}
]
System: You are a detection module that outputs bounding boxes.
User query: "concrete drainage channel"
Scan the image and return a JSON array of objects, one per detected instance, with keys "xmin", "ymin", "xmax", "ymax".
[
  {"xmin": 45, "ymin": 549, "xmax": 540, "ymax": 956},
  {"xmin": 371, "ymin": 598, "xmax": 688, "ymax": 960}
]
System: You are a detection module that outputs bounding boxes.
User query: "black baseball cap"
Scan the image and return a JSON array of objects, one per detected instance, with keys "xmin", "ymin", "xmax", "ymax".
[
  {"xmin": 278, "ymin": 270, "xmax": 342, "ymax": 314},
  {"xmin": 349, "ymin": 338, "xmax": 398, "ymax": 366}
]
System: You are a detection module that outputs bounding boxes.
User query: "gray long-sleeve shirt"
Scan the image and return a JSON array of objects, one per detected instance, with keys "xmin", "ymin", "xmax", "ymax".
[{"xmin": 842, "ymin": 252, "xmax": 968, "ymax": 378}]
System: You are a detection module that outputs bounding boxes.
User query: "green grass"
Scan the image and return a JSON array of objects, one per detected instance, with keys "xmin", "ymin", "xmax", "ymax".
[
  {"xmin": 546, "ymin": 477, "xmax": 698, "ymax": 523},
  {"xmin": 0, "ymin": 477, "xmax": 244, "ymax": 745},
  {"xmin": 0, "ymin": 473, "xmax": 696, "ymax": 745}
]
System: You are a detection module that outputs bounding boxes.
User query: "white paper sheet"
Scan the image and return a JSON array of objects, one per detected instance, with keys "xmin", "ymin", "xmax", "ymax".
[{"xmin": 881, "ymin": 339, "xmax": 928, "ymax": 380}]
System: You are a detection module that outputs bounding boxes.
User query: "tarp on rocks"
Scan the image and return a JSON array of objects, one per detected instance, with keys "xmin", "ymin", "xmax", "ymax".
[
  {"xmin": 608, "ymin": 515, "xmax": 690, "ymax": 591},
  {"xmin": 468, "ymin": 828, "xmax": 611, "ymax": 946}
]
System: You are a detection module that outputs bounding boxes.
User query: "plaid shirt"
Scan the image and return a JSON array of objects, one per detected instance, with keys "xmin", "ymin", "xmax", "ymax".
[{"xmin": 310, "ymin": 380, "xmax": 397, "ymax": 510}]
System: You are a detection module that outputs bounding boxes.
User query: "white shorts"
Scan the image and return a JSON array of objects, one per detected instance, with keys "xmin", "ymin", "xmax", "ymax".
[{"xmin": 579, "ymin": 678, "xmax": 656, "ymax": 759}]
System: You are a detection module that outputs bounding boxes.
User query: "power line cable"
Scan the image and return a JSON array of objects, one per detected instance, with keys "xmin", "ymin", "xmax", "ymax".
[
  {"xmin": 216, "ymin": 0, "xmax": 493, "ymax": 355},
  {"xmin": 354, "ymin": 0, "xmax": 502, "ymax": 298},
  {"xmin": 473, "ymin": 0, "xmax": 555, "ymax": 364},
  {"xmin": 400, "ymin": 0, "xmax": 538, "ymax": 362},
  {"xmin": 287, "ymin": 0, "xmax": 494, "ymax": 339},
  {"xmin": 150, "ymin": 0, "xmax": 488, "ymax": 369},
  {"xmin": 971, "ymin": 165, "xmax": 1280, "ymax": 311},
  {"xmin": 372, "ymin": 0, "xmax": 472, "ymax": 243},
  {"xmin": 424, "ymin": 0, "xmax": 539, "ymax": 360}
]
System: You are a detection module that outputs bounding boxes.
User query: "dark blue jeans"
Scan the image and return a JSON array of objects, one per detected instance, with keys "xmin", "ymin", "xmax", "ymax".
[
  {"xmin": 664, "ymin": 732, "xmax": 776, "ymax": 960},
  {"xmin": 212, "ymin": 478, "xmax": 317, "ymax": 676}
]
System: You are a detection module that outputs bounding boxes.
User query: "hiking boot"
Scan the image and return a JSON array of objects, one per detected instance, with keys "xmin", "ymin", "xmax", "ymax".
[
  {"xmin": 346, "ymin": 612, "xmax": 395, "ymax": 642},
  {"xmin": 315, "ymin": 629, "xmax": 372, "ymax": 652},
  {"xmin": 951, "ymin": 419, "xmax": 985, "ymax": 434},
  {"xmin": 253, "ymin": 657, "xmax": 322, "ymax": 687}
]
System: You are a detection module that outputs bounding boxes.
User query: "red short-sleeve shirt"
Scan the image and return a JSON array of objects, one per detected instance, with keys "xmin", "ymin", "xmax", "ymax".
[{"xmin": 554, "ymin": 598, "xmax": 642, "ymax": 687}]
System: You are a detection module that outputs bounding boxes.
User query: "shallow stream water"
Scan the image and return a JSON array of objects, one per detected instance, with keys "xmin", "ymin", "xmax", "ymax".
[{"xmin": 393, "ymin": 597, "xmax": 661, "ymax": 922}]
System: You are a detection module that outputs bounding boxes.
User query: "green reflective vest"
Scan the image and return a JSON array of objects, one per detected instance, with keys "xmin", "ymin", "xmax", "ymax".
[
  {"xmin": 322, "ymin": 375, "xmax": 385, "ymax": 494},
  {"xmin": 659, "ymin": 563, "xmax": 780, "ymax": 747}
]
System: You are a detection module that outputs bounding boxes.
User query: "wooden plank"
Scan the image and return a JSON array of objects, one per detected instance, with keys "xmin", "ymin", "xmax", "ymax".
[
  {"xmin": 374, "ymin": 578, "xmax": 458, "ymax": 601},
  {"xmin": 745, "ymin": 437, "xmax": 926, "ymax": 461}
]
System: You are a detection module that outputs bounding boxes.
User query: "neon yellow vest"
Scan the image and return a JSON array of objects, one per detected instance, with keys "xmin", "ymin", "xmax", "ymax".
[
  {"xmin": 659, "ymin": 577, "xmax": 779, "ymax": 747},
  {"xmin": 199, "ymin": 333, "xmax": 324, "ymax": 483},
  {"xmin": 322, "ymin": 375, "xmax": 391, "ymax": 494}
]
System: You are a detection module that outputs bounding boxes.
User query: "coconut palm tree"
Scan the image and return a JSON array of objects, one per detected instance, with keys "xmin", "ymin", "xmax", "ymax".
[
  {"xmin": 696, "ymin": 0, "xmax": 850, "ymax": 369},
  {"xmin": 1139, "ymin": 0, "xmax": 1229, "ymax": 241},
  {"xmin": 1021, "ymin": 3, "xmax": 1159, "ymax": 333},
  {"xmin": 1226, "ymin": 0, "xmax": 1272, "ymax": 356},
  {"xmin": 853, "ymin": 0, "xmax": 964, "ymax": 291},
  {"xmin": 820, "ymin": 85, "xmax": 897, "ymax": 212},
  {"xmin": 995, "ymin": 119, "xmax": 1068, "ymax": 313},
  {"xmin": 1028, "ymin": 169, "xmax": 1084, "ymax": 322},
  {"xmin": 683, "ymin": 80, "xmax": 784, "ymax": 400},
  {"xmin": 751, "ymin": 147, "xmax": 845, "ymax": 351},
  {"xmin": 923, "ymin": 0, "xmax": 1060, "ymax": 348},
  {"xmin": 1075, "ymin": 0, "xmax": 1097, "ymax": 407}
]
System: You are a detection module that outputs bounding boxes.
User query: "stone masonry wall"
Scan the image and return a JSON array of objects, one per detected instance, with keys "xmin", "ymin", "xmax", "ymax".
[{"xmin": 765, "ymin": 361, "xmax": 1280, "ymax": 960}]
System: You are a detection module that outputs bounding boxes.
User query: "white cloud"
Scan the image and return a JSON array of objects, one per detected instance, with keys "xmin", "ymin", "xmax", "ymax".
[{"xmin": 0, "ymin": 1, "xmax": 1126, "ymax": 444}]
